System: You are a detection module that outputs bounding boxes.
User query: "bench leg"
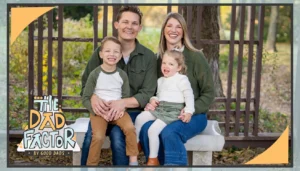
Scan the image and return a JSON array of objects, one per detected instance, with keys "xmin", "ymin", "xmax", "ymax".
[
  {"xmin": 73, "ymin": 151, "xmax": 82, "ymax": 166},
  {"xmin": 192, "ymin": 151, "xmax": 212, "ymax": 165}
]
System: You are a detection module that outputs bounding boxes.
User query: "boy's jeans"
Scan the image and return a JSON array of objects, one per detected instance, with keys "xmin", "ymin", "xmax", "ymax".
[{"xmin": 81, "ymin": 111, "xmax": 140, "ymax": 165}]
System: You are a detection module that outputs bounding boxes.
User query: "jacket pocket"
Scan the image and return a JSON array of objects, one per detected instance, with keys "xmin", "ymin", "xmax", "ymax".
[{"xmin": 128, "ymin": 67, "xmax": 146, "ymax": 90}]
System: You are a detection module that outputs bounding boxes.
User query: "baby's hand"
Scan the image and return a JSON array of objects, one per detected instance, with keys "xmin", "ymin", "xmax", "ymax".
[
  {"xmin": 178, "ymin": 112, "xmax": 192, "ymax": 123},
  {"xmin": 149, "ymin": 99, "xmax": 159, "ymax": 108}
]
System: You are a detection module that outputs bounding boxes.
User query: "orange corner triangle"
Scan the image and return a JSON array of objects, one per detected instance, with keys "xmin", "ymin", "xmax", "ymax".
[
  {"xmin": 245, "ymin": 126, "xmax": 289, "ymax": 164},
  {"xmin": 10, "ymin": 7, "xmax": 55, "ymax": 45}
]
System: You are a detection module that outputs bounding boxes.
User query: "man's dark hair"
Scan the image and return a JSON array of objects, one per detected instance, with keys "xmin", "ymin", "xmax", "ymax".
[{"xmin": 116, "ymin": 6, "xmax": 143, "ymax": 24}]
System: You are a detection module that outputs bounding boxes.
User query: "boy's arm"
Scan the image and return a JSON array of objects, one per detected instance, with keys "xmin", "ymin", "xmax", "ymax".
[
  {"xmin": 82, "ymin": 70, "xmax": 98, "ymax": 115},
  {"xmin": 81, "ymin": 47, "xmax": 102, "ymax": 96}
]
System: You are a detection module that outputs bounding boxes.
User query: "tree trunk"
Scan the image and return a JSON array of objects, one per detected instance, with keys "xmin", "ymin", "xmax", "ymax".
[
  {"xmin": 235, "ymin": 6, "xmax": 240, "ymax": 31},
  {"xmin": 189, "ymin": 6, "xmax": 225, "ymax": 98},
  {"xmin": 218, "ymin": 6, "xmax": 226, "ymax": 41},
  {"xmin": 246, "ymin": 6, "xmax": 251, "ymax": 40},
  {"xmin": 266, "ymin": 6, "xmax": 279, "ymax": 52}
]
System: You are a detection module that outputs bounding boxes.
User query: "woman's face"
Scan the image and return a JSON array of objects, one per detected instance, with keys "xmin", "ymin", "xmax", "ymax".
[{"xmin": 164, "ymin": 17, "xmax": 183, "ymax": 47}]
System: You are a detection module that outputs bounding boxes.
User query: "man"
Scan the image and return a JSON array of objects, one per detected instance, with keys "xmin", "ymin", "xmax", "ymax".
[{"xmin": 80, "ymin": 6, "xmax": 157, "ymax": 165}]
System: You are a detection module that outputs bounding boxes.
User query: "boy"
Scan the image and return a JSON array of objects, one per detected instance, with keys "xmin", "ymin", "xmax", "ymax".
[{"xmin": 82, "ymin": 36, "xmax": 139, "ymax": 166}]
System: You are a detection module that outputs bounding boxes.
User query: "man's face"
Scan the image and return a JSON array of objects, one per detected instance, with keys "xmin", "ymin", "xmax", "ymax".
[{"xmin": 114, "ymin": 11, "xmax": 142, "ymax": 41}]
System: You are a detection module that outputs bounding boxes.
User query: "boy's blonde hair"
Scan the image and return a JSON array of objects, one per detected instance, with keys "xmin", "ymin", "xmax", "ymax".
[
  {"xmin": 163, "ymin": 50, "xmax": 187, "ymax": 75},
  {"xmin": 100, "ymin": 36, "xmax": 122, "ymax": 51}
]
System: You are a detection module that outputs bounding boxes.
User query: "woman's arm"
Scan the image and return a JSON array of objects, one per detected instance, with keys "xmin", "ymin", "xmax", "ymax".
[{"xmin": 194, "ymin": 52, "xmax": 215, "ymax": 113}]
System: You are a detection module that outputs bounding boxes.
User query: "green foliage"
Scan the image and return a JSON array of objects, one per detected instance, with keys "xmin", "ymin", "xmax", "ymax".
[
  {"xmin": 258, "ymin": 109, "xmax": 289, "ymax": 133},
  {"xmin": 137, "ymin": 27, "xmax": 161, "ymax": 53},
  {"xmin": 219, "ymin": 47, "xmax": 247, "ymax": 75},
  {"xmin": 270, "ymin": 6, "xmax": 291, "ymax": 42},
  {"xmin": 63, "ymin": 6, "xmax": 94, "ymax": 21},
  {"xmin": 222, "ymin": 6, "xmax": 291, "ymax": 42}
]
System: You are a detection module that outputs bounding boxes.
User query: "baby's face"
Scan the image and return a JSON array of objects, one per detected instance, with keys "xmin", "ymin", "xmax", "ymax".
[{"xmin": 161, "ymin": 54, "xmax": 181, "ymax": 77}]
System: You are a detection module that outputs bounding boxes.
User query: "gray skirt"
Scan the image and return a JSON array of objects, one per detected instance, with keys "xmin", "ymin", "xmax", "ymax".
[{"xmin": 150, "ymin": 101, "xmax": 185, "ymax": 124}]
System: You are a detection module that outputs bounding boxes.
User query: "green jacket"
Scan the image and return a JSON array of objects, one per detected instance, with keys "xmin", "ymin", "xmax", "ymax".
[
  {"xmin": 81, "ymin": 40, "xmax": 157, "ymax": 111},
  {"xmin": 157, "ymin": 48, "xmax": 215, "ymax": 114}
]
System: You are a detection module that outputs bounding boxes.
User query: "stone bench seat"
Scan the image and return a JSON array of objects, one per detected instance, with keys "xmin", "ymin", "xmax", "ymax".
[{"xmin": 68, "ymin": 118, "xmax": 225, "ymax": 165}]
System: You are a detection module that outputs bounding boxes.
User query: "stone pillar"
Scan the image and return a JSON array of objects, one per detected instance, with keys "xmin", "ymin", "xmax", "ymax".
[{"xmin": 192, "ymin": 151, "xmax": 212, "ymax": 165}]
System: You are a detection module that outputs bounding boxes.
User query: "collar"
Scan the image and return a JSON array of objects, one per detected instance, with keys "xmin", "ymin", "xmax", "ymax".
[
  {"xmin": 130, "ymin": 39, "xmax": 145, "ymax": 57},
  {"xmin": 173, "ymin": 45, "xmax": 185, "ymax": 52}
]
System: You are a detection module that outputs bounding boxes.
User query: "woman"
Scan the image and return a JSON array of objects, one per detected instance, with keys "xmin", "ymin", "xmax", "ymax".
[{"xmin": 139, "ymin": 12, "xmax": 215, "ymax": 165}]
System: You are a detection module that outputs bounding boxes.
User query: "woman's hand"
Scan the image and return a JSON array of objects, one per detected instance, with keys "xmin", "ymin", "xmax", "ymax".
[
  {"xmin": 91, "ymin": 94, "xmax": 110, "ymax": 116},
  {"xmin": 178, "ymin": 109, "xmax": 192, "ymax": 123},
  {"xmin": 107, "ymin": 99, "xmax": 126, "ymax": 121},
  {"xmin": 144, "ymin": 99, "xmax": 159, "ymax": 111}
]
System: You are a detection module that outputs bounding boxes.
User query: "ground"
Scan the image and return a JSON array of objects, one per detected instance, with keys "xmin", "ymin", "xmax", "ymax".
[{"xmin": 8, "ymin": 140, "xmax": 267, "ymax": 166}]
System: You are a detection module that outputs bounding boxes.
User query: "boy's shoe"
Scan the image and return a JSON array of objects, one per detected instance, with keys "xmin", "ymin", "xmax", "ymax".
[{"xmin": 146, "ymin": 158, "xmax": 160, "ymax": 166}]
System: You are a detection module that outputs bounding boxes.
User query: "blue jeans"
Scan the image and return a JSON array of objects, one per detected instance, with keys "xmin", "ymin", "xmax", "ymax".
[
  {"xmin": 139, "ymin": 113, "xmax": 208, "ymax": 165},
  {"xmin": 81, "ymin": 111, "xmax": 140, "ymax": 166}
]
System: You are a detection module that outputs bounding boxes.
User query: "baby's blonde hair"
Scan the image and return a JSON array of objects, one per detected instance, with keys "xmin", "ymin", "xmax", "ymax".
[{"xmin": 163, "ymin": 50, "xmax": 187, "ymax": 75}]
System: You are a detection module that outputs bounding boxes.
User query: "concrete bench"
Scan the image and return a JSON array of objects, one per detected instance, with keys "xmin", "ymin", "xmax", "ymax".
[{"xmin": 68, "ymin": 118, "xmax": 225, "ymax": 166}]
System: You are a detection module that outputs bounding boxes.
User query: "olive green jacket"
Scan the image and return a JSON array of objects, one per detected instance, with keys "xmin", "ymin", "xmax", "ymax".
[
  {"xmin": 81, "ymin": 39, "xmax": 157, "ymax": 111},
  {"xmin": 157, "ymin": 48, "xmax": 215, "ymax": 114}
]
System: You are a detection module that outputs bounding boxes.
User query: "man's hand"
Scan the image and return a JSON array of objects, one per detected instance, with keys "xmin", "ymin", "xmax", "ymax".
[
  {"xmin": 112, "ymin": 111, "xmax": 125, "ymax": 121},
  {"xmin": 107, "ymin": 99, "xmax": 126, "ymax": 121},
  {"xmin": 178, "ymin": 109, "xmax": 192, "ymax": 123},
  {"xmin": 91, "ymin": 94, "xmax": 110, "ymax": 116},
  {"xmin": 145, "ymin": 99, "xmax": 159, "ymax": 111}
]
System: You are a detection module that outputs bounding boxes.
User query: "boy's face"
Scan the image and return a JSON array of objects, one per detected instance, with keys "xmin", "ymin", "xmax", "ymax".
[
  {"xmin": 100, "ymin": 41, "xmax": 122, "ymax": 66},
  {"xmin": 114, "ymin": 11, "xmax": 142, "ymax": 41}
]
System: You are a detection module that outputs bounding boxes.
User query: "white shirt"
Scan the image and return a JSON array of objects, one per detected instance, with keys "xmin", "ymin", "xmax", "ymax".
[
  {"xmin": 94, "ymin": 70, "xmax": 124, "ymax": 101},
  {"xmin": 123, "ymin": 56, "xmax": 130, "ymax": 64},
  {"xmin": 151, "ymin": 72, "xmax": 195, "ymax": 114}
]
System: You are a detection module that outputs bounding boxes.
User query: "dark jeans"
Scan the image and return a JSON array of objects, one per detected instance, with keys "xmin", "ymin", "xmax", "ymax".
[
  {"xmin": 140, "ymin": 113, "xmax": 208, "ymax": 165},
  {"xmin": 81, "ymin": 111, "xmax": 140, "ymax": 165}
]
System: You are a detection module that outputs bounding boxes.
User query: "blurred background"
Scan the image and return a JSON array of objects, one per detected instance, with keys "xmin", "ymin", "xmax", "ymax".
[{"xmin": 9, "ymin": 5, "xmax": 291, "ymax": 165}]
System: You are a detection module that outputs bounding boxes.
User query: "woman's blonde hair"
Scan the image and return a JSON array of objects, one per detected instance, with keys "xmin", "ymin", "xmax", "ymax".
[
  {"xmin": 163, "ymin": 50, "xmax": 187, "ymax": 75},
  {"xmin": 158, "ymin": 12, "xmax": 200, "ymax": 57}
]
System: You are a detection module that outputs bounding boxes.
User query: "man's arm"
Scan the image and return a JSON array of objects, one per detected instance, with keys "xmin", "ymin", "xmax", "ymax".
[
  {"xmin": 121, "ymin": 71, "xmax": 130, "ymax": 99},
  {"xmin": 132, "ymin": 53, "xmax": 158, "ymax": 108}
]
